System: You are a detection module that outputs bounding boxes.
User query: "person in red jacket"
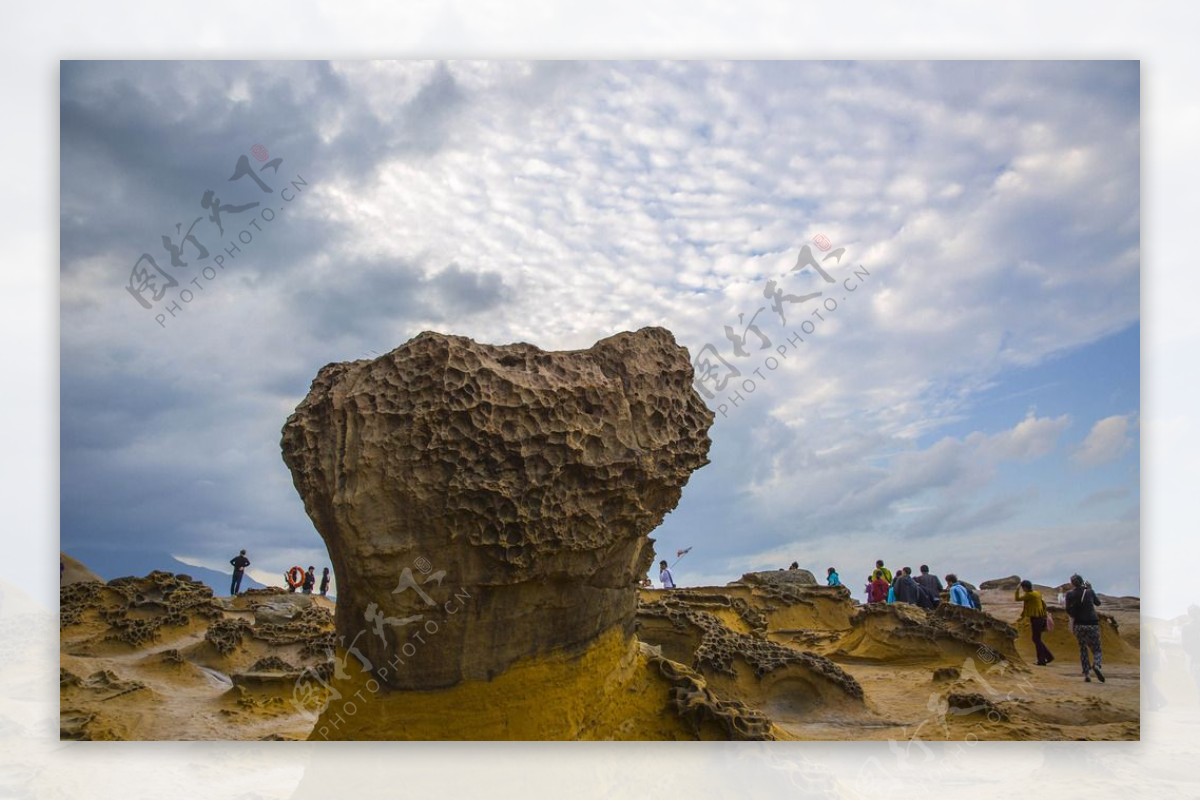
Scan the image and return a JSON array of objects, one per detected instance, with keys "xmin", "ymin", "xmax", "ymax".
[{"xmin": 867, "ymin": 570, "xmax": 890, "ymax": 604}]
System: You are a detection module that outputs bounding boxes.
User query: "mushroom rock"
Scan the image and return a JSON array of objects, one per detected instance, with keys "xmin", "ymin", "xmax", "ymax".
[{"xmin": 281, "ymin": 327, "xmax": 718, "ymax": 739}]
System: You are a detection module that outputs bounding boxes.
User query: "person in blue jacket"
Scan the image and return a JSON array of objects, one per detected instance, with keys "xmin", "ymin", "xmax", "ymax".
[{"xmin": 946, "ymin": 573, "xmax": 975, "ymax": 608}]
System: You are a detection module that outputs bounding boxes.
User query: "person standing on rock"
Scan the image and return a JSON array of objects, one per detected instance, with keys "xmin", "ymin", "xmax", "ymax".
[
  {"xmin": 914, "ymin": 565, "xmax": 943, "ymax": 605},
  {"xmin": 229, "ymin": 550, "xmax": 250, "ymax": 595},
  {"xmin": 659, "ymin": 560, "xmax": 676, "ymax": 589},
  {"xmin": 302, "ymin": 565, "xmax": 316, "ymax": 594},
  {"xmin": 1015, "ymin": 579, "xmax": 1055, "ymax": 666},
  {"xmin": 826, "ymin": 567, "xmax": 841, "ymax": 587},
  {"xmin": 1065, "ymin": 574, "xmax": 1104, "ymax": 682},
  {"xmin": 319, "ymin": 567, "xmax": 331, "ymax": 596}
]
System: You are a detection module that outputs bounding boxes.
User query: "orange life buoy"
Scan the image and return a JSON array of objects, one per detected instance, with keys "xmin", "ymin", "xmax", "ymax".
[{"xmin": 286, "ymin": 565, "xmax": 305, "ymax": 588}]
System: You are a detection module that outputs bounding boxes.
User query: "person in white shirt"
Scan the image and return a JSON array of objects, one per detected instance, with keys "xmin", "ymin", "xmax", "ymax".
[{"xmin": 659, "ymin": 560, "xmax": 676, "ymax": 589}]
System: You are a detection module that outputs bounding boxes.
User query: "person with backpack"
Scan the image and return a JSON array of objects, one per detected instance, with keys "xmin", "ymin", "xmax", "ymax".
[
  {"xmin": 1015, "ymin": 579, "xmax": 1055, "ymax": 666},
  {"xmin": 302, "ymin": 566, "xmax": 316, "ymax": 594},
  {"xmin": 659, "ymin": 560, "xmax": 676, "ymax": 589},
  {"xmin": 946, "ymin": 574, "xmax": 975, "ymax": 609},
  {"xmin": 229, "ymin": 549, "xmax": 250, "ymax": 595},
  {"xmin": 1065, "ymin": 574, "xmax": 1104, "ymax": 682}
]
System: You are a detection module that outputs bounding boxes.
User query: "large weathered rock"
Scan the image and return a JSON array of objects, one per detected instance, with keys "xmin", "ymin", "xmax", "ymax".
[{"xmin": 280, "ymin": 327, "xmax": 713, "ymax": 692}]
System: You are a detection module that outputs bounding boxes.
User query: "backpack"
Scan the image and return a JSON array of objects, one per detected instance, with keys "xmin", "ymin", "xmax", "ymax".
[{"xmin": 967, "ymin": 586, "xmax": 982, "ymax": 611}]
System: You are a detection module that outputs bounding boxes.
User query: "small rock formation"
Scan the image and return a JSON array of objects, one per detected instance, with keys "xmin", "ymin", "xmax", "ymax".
[
  {"xmin": 737, "ymin": 569, "xmax": 818, "ymax": 588},
  {"xmin": 60, "ymin": 572, "xmax": 224, "ymax": 643},
  {"xmin": 979, "ymin": 575, "xmax": 1022, "ymax": 591},
  {"xmin": 932, "ymin": 666, "xmax": 961, "ymax": 682},
  {"xmin": 945, "ymin": 691, "xmax": 1010, "ymax": 720},
  {"xmin": 640, "ymin": 644, "xmax": 776, "ymax": 740},
  {"xmin": 281, "ymin": 328, "xmax": 725, "ymax": 738},
  {"xmin": 834, "ymin": 602, "xmax": 1019, "ymax": 665},
  {"xmin": 638, "ymin": 596, "xmax": 864, "ymax": 710}
]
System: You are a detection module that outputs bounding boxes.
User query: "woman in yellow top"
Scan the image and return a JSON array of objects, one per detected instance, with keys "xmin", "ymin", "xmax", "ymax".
[{"xmin": 1015, "ymin": 579, "xmax": 1055, "ymax": 666}]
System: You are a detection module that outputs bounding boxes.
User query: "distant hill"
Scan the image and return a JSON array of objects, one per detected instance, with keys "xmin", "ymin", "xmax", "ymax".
[
  {"xmin": 62, "ymin": 548, "xmax": 268, "ymax": 596},
  {"xmin": 60, "ymin": 552, "xmax": 103, "ymax": 585}
]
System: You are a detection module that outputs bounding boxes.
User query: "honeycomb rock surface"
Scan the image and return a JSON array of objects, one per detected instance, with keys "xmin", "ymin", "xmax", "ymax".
[{"xmin": 281, "ymin": 327, "xmax": 713, "ymax": 689}]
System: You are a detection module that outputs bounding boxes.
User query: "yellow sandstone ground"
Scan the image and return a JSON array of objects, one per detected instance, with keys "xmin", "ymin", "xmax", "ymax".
[{"xmin": 310, "ymin": 625, "xmax": 778, "ymax": 741}]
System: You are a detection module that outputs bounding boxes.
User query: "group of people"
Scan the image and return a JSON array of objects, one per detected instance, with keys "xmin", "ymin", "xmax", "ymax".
[
  {"xmin": 288, "ymin": 565, "xmax": 331, "ymax": 595},
  {"xmin": 829, "ymin": 560, "xmax": 979, "ymax": 612},
  {"xmin": 836, "ymin": 561, "xmax": 1106, "ymax": 683},
  {"xmin": 228, "ymin": 550, "xmax": 332, "ymax": 597}
]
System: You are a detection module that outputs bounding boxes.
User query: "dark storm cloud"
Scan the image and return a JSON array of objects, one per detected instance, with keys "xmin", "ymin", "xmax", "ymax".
[
  {"xmin": 285, "ymin": 259, "xmax": 509, "ymax": 341},
  {"xmin": 60, "ymin": 60, "xmax": 468, "ymax": 277}
]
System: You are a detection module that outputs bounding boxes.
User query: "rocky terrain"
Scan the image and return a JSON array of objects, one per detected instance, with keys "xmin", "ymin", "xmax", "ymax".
[
  {"xmin": 58, "ymin": 562, "xmax": 1141, "ymax": 741},
  {"xmin": 60, "ymin": 570, "xmax": 336, "ymax": 741},
  {"xmin": 635, "ymin": 573, "xmax": 1139, "ymax": 741}
]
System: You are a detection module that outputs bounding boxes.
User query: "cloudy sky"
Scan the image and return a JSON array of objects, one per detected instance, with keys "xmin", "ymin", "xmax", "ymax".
[{"xmin": 60, "ymin": 60, "xmax": 1139, "ymax": 598}]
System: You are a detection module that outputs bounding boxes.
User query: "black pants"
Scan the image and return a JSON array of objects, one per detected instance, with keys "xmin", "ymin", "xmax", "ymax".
[
  {"xmin": 231, "ymin": 570, "xmax": 244, "ymax": 595},
  {"xmin": 1031, "ymin": 616, "xmax": 1054, "ymax": 663}
]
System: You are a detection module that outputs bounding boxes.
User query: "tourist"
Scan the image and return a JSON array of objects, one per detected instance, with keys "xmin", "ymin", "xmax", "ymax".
[
  {"xmin": 868, "ymin": 570, "xmax": 889, "ymax": 604},
  {"xmin": 893, "ymin": 568, "xmax": 922, "ymax": 606},
  {"xmin": 659, "ymin": 560, "xmax": 676, "ymax": 589},
  {"xmin": 789, "ymin": 561, "xmax": 800, "ymax": 570},
  {"xmin": 1065, "ymin": 574, "xmax": 1104, "ymax": 682},
  {"xmin": 302, "ymin": 565, "xmax": 316, "ymax": 594},
  {"xmin": 319, "ymin": 567, "xmax": 331, "ymax": 596},
  {"xmin": 1015, "ymin": 579, "xmax": 1055, "ymax": 666},
  {"xmin": 945, "ymin": 574, "xmax": 974, "ymax": 608},
  {"xmin": 914, "ymin": 564, "xmax": 943, "ymax": 603},
  {"xmin": 874, "ymin": 559, "xmax": 893, "ymax": 583},
  {"xmin": 826, "ymin": 567, "xmax": 841, "ymax": 587},
  {"xmin": 229, "ymin": 549, "xmax": 250, "ymax": 595}
]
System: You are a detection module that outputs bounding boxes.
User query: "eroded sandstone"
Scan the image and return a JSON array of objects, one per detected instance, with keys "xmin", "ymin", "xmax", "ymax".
[{"xmin": 281, "ymin": 328, "xmax": 713, "ymax": 692}]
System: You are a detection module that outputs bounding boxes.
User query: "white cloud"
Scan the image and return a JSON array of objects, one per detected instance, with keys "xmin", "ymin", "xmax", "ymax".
[{"xmin": 1074, "ymin": 413, "xmax": 1137, "ymax": 466}]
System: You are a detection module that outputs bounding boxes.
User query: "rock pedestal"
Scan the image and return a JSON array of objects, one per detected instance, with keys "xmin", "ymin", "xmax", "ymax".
[{"xmin": 281, "ymin": 327, "xmax": 713, "ymax": 694}]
